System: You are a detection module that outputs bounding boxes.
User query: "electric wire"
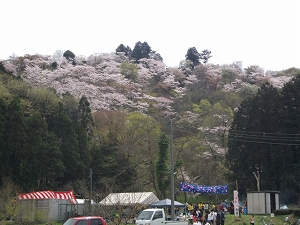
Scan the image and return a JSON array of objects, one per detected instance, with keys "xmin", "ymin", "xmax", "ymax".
[
  {"xmin": 228, "ymin": 130, "xmax": 300, "ymax": 146},
  {"xmin": 229, "ymin": 132, "xmax": 300, "ymax": 141}
]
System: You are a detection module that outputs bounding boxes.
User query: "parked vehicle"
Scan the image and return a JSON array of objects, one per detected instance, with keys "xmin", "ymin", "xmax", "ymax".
[
  {"xmin": 63, "ymin": 216, "xmax": 107, "ymax": 225},
  {"xmin": 136, "ymin": 208, "xmax": 188, "ymax": 225}
]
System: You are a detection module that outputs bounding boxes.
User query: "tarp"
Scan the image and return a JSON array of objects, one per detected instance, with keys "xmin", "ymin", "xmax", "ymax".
[
  {"xmin": 17, "ymin": 190, "xmax": 77, "ymax": 204},
  {"xmin": 150, "ymin": 198, "xmax": 185, "ymax": 207},
  {"xmin": 99, "ymin": 192, "xmax": 159, "ymax": 205},
  {"xmin": 180, "ymin": 182, "xmax": 228, "ymax": 194}
]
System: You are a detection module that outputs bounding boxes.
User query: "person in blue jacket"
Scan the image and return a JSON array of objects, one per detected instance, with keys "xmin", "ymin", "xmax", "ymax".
[{"xmin": 220, "ymin": 209, "xmax": 225, "ymax": 225}]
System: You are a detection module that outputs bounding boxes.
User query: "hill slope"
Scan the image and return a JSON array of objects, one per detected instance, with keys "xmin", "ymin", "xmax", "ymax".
[{"xmin": 1, "ymin": 53, "xmax": 294, "ymax": 117}]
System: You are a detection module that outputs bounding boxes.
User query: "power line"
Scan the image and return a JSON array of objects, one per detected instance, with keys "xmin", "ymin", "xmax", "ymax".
[
  {"xmin": 229, "ymin": 132, "xmax": 300, "ymax": 141},
  {"xmin": 229, "ymin": 137, "xmax": 300, "ymax": 146},
  {"xmin": 228, "ymin": 130, "xmax": 300, "ymax": 146},
  {"xmin": 229, "ymin": 130, "xmax": 300, "ymax": 136}
]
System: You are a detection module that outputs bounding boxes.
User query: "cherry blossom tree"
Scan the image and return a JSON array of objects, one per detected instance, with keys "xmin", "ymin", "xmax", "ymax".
[{"xmin": 52, "ymin": 50, "xmax": 63, "ymax": 63}]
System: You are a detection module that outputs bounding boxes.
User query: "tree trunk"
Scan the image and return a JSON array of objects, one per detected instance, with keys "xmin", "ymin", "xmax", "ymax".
[{"xmin": 253, "ymin": 171, "xmax": 260, "ymax": 191}]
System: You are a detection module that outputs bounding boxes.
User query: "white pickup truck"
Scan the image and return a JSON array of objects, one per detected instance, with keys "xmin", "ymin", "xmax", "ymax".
[{"xmin": 136, "ymin": 208, "xmax": 188, "ymax": 225}]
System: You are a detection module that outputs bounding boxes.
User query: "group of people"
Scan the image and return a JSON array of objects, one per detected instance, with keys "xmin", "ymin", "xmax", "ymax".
[{"xmin": 185, "ymin": 202, "xmax": 226, "ymax": 225}]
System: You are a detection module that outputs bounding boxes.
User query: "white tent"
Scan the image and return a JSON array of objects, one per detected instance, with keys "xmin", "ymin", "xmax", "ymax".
[
  {"xmin": 150, "ymin": 198, "xmax": 185, "ymax": 207},
  {"xmin": 17, "ymin": 190, "xmax": 78, "ymax": 222},
  {"xmin": 99, "ymin": 192, "xmax": 159, "ymax": 206}
]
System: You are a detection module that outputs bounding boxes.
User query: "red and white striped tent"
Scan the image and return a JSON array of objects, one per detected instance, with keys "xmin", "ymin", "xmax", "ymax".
[{"xmin": 17, "ymin": 190, "xmax": 77, "ymax": 204}]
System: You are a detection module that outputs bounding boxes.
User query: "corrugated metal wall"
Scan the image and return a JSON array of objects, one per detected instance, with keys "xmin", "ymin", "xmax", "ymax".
[{"xmin": 247, "ymin": 191, "xmax": 280, "ymax": 215}]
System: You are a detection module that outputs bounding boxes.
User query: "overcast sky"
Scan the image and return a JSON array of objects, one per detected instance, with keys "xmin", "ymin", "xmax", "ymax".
[{"xmin": 1, "ymin": 0, "xmax": 300, "ymax": 71}]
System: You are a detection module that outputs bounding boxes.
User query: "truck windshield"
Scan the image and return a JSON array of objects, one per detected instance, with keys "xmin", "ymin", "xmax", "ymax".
[{"xmin": 137, "ymin": 211, "xmax": 154, "ymax": 220}]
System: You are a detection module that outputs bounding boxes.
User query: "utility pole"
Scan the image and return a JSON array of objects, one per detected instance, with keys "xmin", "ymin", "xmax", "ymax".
[
  {"xmin": 170, "ymin": 120, "xmax": 175, "ymax": 221},
  {"xmin": 90, "ymin": 168, "xmax": 93, "ymax": 200},
  {"xmin": 89, "ymin": 168, "xmax": 93, "ymax": 214}
]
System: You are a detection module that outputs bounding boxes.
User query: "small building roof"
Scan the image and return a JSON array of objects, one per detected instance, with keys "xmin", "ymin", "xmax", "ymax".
[{"xmin": 99, "ymin": 192, "xmax": 159, "ymax": 205}]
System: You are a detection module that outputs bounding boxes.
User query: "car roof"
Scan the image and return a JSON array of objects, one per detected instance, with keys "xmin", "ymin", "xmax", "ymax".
[{"xmin": 69, "ymin": 216, "xmax": 104, "ymax": 220}]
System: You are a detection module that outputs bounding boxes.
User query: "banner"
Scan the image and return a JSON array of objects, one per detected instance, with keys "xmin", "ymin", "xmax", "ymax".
[
  {"xmin": 234, "ymin": 190, "xmax": 239, "ymax": 216},
  {"xmin": 179, "ymin": 182, "xmax": 228, "ymax": 194}
]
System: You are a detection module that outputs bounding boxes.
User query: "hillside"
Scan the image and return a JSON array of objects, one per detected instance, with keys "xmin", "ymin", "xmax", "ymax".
[
  {"xmin": 1, "ymin": 53, "xmax": 294, "ymax": 116},
  {"xmin": 0, "ymin": 52, "xmax": 299, "ymax": 199}
]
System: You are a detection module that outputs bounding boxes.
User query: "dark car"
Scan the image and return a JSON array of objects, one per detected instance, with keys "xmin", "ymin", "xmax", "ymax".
[{"xmin": 63, "ymin": 216, "xmax": 107, "ymax": 225}]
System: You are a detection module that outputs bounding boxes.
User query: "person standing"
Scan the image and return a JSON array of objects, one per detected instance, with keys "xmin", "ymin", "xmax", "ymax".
[
  {"xmin": 204, "ymin": 212, "xmax": 208, "ymax": 224},
  {"xmin": 212, "ymin": 210, "xmax": 217, "ymax": 225},
  {"xmin": 220, "ymin": 209, "xmax": 225, "ymax": 225},
  {"xmin": 188, "ymin": 203, "xmax": 194, "ymax": 214},
  {"xmin": 196, "ymin": 209, "xmax": 202, "ymax": 223},
  {"xmin": 230, "ymin": 201, "xmax": 234, "ymax": 214},
  {"xmin": 208, "ymin": 210, "xmax": 213, "ymax": 224},
  {"xmin": 204, "ymin": 203, "xmax": 209, "ymax": 214},
  {"xmin": 250, "ymin": 215, "xmax": 255, "ymax": 225}
]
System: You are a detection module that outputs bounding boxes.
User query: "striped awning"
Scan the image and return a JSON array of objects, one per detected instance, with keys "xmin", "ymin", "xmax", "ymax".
[{"xmin": 17, "ymin": 190, "xmax": 77, "ymax": 204}]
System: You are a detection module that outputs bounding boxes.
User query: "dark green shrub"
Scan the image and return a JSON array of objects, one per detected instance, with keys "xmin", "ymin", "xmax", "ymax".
[
  {"xmin": 273, "ymin": 209, "xmax": 293, "ymax": 215},
  {"xmin": 293, "ymin": 209, "xmax": 300, "ymax": 216}
]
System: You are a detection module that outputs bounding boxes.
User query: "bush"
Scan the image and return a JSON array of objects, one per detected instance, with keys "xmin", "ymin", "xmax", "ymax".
[
  {"xmin": 293, "ymin": 209, "xmax": 300, "ymax": 216},
  {"xmin": 273, "ymin": 209, "xmax": 293, "ymax": 215}
]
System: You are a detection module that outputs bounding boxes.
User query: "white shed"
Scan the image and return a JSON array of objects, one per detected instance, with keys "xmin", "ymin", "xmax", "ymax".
[{"xmin": 247, "ymin": 191, "xmax": 280, "ymax": 214}]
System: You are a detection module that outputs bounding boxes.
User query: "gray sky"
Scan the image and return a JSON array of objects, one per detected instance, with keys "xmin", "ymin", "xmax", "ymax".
[{"xmin": 1, "ymin": 0, "xmax": 300, "ymax": 71}]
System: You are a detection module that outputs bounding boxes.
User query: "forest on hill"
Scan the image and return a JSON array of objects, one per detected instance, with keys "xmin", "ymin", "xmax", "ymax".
[{"xmin": 0, "ymin": 44, "xmax": 300, "ymax": 213}]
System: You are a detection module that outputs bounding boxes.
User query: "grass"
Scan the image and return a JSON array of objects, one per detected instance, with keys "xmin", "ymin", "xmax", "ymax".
[
  {"xmin": 106, "ymin": 213, "xmax": 300, "ymax": 225},
  {"xmin": 105, "ymin": 213, "xmax": 299, "ymax": 225},
  {"xmin": 2, "ymin": 213, "xmax": 297, "ymax": 225},
  {"xmin": 224, "ymin": 213, "xmax": 299, "ymax": 225}
]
